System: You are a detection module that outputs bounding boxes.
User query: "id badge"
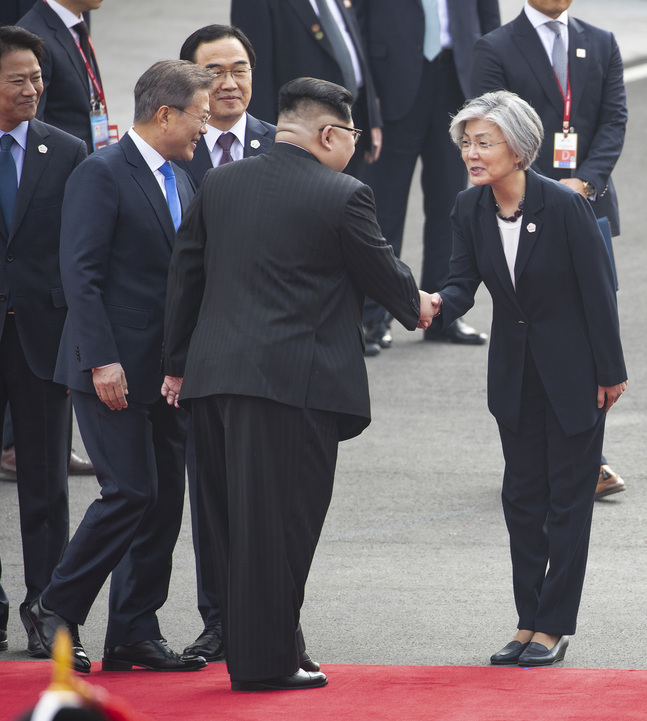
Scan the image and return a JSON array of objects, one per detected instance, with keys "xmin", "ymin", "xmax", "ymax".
[
  {"xmin": 553, "ymin": 132, "xmax": 577, "ymax": 169},
  {"xmin": 90, "ymin": 109, "xmax": 110, "ymax": 152}
]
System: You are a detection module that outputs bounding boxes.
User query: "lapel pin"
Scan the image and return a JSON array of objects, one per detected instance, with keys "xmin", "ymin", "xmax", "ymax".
[
  {"xmin": 576, "ymin": 48, "xmax": 586, "ymax": 58},
  {"xmin": 250, "ymin": 139, "xmax": 260, "ymax": 149},
  {"xmin": 38, "ymin": 144, "xmax": 48, "ymax": 153},
  {"xmin": 344, "ymin": 0, "xmax": 352, "ymax": 7},
  {"xmin": 527, "ymin": 223, "xmax": 536, "ymax": 233}
]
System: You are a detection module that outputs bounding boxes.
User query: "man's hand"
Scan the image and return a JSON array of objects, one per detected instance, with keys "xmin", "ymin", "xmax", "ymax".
[
  {"xmin": 559, "ymin": 178, "xmax": 586, "ymax": 198},
  {"xmin": 364, "ymin": 126, "xmax": 383, "ymax": 164},
  {"xmin": 161, "ymin": 375, "xmax": 183, "ymax": 408},
  {"xmin": 430, "ymin": 293, "xmax": 443, "ymax": 317},
  {"xmin": 597, "ymin": 380, "xmax": 627, "ymax": 413},
  {"xmin": 92, "ymin": 364, "xmax": 128, "ymax": 410},
  {"xmin": 418, "ymin": 290, "xmax": 437, "ymax": 329}
]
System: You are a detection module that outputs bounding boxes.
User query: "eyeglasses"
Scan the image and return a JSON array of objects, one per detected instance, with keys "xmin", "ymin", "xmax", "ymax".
[
  {"xmin": 460, "ymin": 139, "xmax": 507, "ymax": 153},
  {"xmin": 207, "ymin": 67, "xmax": 252, "ymax": 81},
  {"xmin": 170, "ymin": 106, "xmax": 211, "ymax": 129},
  {"xmin": 319, "ymin": 124, "xmax": 363, "ymax": 145}
]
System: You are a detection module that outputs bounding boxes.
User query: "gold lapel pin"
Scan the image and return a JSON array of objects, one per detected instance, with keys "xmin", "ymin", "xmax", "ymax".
[
  {"xmin": 38, "ymin": 144, "xmax": 48, "ymax": 154},
  {"xmin": 527, "ymin": 223, "xmax": 536, "ymax": 233}
]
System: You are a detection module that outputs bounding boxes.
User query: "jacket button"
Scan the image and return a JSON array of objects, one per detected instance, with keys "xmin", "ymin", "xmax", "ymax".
[
  {"xmin": 6, "ymin": 253, "xmax": 14, "ymax": 262},
  {"xmin": 518, "ymin": 320, "xmax": 526, "ymax": 324},
  {"xmin": 0, "ymin": 294, "xmax": 6, "ymax": 302}
]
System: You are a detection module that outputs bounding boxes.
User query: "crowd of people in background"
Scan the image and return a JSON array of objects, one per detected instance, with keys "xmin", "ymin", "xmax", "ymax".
[{"xmin": 0, "ymin": 0, "xmax": 628, "ymax": 691}]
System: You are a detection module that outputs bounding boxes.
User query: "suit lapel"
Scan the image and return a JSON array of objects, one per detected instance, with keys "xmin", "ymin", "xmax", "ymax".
[
  {"xmin": 244, "ymin": 114, "xmax": 274, "ymax": 157},
  {"xmin": 121, "ymin": 134, "xmax": 175, "ymax": 248},
  {"xmin": 286, "ymin": 0, "xmax": 337, "ymax": 62},
  {"xmin": 41, "ymin": 3, "xmax": 91, "ymax": 92},
  {"xmin": 8, "ymin": 120, "xmax": 52, "ymax": 245},
  {"xmin": 512, "ymin": 12, "xmax": 564, "ymax": 119},
  {"xmin": 567, "ymin": 18, "xmax": 589, "ymax": 120},
  {"xmin": 188, "ymin": 137, "xmax": 212, "ymax": 185},
  {"xmin": 479, "ymin": 187, "xmax": 518, "ymax": 304},
  {"xmin": 513, "ymin": 170, "xmax": 544, "ymax": 286}
]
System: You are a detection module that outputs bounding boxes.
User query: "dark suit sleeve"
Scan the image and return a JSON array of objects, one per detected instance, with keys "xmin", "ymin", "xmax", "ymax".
[
  {"xmin": 478, "ymin": 0, "xmax": 501, "ymax": 35},
  {"xmin": 436, "ymin": 194, "xmax": 483, "ymax": 328},
  {"xmin": 34, "ymin": 33, "xmax": 53, "ymax": 122},
  {"xmin": 60, "ymin": 156, "xmax": 121, "ymax": 371},
  {"xmin": 575, "ymin": 34, "xmax": 627, "ymax": 197},
  {"xmin": 564, "ymin": 192, "xmax": 626, "ymax": 386},
  {"xmin": 231, "ymin": 0, "xmax": 279, "ymax": 122},
  {"xmin": 163, "ymin": 187, "xmax": 208, "ymax": 377},
  {"xmin": 470, "ymin": 33, "xmax": 508, "ymax": 97},
  {"xmin": 340, "ymin": 185, "xmax": 420, "ymax": 329}
]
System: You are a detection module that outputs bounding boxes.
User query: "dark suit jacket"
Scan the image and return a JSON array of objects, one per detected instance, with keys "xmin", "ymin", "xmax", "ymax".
[
  {"xmin": 471, "ymin": 11, "xmax": 627, "ymax": 236},
  {"xmin": 54, "ymin": 133, "xmax": 194, "ymax": 404},
  {"xmin": 18, "ymin": 0, "xmax": 101, "ymax": 152},
  {"xmin": 230, "ymin": 0, "xmax": 381, "ymax": 129},
  {"xmin": 0, "ymin": 119, "xmax": 86, "ymax": 379},
  {"xmin": 438, "ymin": 169, "xmax": 626, "ymax": 437},
  {"xmin": 164, "ymin": 143, "xmax": 420, "ymax": 440},
  {"xmin": 354, "ymin": 0, "xmax": 500, "ymax": 122},
  {"xmin": 174, "ymin": 113, "xmax": 275, "ymax": 188},
  {"xmin": 0, "ymin": 0, "xmax": 36, "ymax": 24}
]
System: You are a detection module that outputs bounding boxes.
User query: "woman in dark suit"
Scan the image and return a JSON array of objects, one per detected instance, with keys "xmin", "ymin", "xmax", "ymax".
[{"xmin": 431, "ymin": 91, "xmax": 627, "ymax": 666}]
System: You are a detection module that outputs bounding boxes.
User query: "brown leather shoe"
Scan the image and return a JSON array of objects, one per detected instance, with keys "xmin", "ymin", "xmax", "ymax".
[
  {"xmin": 595, "ymin": 464, "xmax": 626, "ymax": 499},
  {"xmin": 1, "ymin": 446, "xmax": 93, "ymax": 477},
  {"xmin": 1, "ymin": 446, "xmax": 16, "ymax": 477},
  {"xmin": 69, "ymin": 450, "xmax": 94, "ymax": 475}
]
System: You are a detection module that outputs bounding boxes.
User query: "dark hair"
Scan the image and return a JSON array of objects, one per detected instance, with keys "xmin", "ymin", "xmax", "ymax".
[
  {"xmin": 179, "ymin": 24, "xmax": 256, "ymax": 68},
  {"xmin": 0, "ymin": 25, "xmax": 43, "ymax": 66},
  {"xmin": 133, "ymin": 60, "xmax": 214, "ymax": 124},
  {"xmin": 278, "ymin": 77, "xmax": 353, "ymax": 123}
]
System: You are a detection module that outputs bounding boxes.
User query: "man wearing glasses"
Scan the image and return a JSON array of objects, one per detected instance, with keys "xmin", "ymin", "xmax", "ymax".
[{"xmin": 23, "ymin": 60, "xmax": 215, "ymax": 674}]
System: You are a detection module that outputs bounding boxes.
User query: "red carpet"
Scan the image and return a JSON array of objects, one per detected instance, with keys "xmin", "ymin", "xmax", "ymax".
[{"xmin": 2, "ymin": 661, "xmax": 647, "ymax": 721}]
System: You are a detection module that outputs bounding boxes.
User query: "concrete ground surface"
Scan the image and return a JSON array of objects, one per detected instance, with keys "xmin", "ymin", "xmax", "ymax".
[{"xmin": 1, "ymin": 0, "xmax": 646, "ymax": 672}]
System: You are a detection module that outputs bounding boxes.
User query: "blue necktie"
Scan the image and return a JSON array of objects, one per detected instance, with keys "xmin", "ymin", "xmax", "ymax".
[
  {"xmin": 421, "ymin": 0, "xmax": 441, "ymax": 61},
  {"xmin": 158, "ymin": 161, "xmax": 182, "ymax": 231},
  {"xmin": 0, "ymin": 134, "xmax": 18, "ymax": 231}
]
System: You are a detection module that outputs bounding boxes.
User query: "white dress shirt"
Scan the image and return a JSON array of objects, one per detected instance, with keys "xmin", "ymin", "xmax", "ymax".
[
  {"xmin": 0, "ymin": 121, "xmax": 29, "ymax": 183},
  {"xmin": 126, "ymin": 128, "xmax": 170, "ymax": 199},
  {"xmin": 524, "ymin": 2, "xmax": 569, "ymax": 60},
  {"xmin": 497, "ymin": 215, "xmax": 523, "ymax": 290}
]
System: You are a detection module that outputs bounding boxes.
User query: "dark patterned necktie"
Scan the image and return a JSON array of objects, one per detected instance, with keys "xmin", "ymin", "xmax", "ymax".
[{"xmin": 217, "ymin": 132, "xmax": 235, "ymax": 165}]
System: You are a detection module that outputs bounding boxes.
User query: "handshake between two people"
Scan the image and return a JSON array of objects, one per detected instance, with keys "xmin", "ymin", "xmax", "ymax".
[{"xmin": 417, "ymin": 291, "xmax": 443, "ymax": 330}]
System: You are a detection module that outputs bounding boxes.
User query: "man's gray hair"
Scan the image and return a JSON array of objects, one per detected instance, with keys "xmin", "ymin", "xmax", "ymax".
[
  {"xmin": 449, "ymin": 90, "xmax": 544, "ymax": 170},
  {"xmin": 133, "ymin": 59, "xmax": 214, "ymax": 124}
]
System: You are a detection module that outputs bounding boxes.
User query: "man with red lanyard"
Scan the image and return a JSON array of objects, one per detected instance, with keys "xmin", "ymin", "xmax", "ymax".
[
  {"xmin": 471, "ymin": 0, "xmax": 628, "ymax": 499},
  {"xmin": 18, "ymin": 0, "xmax": 116, "ymax": 153}
]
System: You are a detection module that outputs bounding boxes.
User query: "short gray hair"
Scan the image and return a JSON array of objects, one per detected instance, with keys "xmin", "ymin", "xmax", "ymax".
[
  {"xmin": 133, "ymin": 59, "xmax": 214, "ymax": 124},
  {"xmin": 449, "ymin": 91, "xmax": 544, "ymax": 170}
]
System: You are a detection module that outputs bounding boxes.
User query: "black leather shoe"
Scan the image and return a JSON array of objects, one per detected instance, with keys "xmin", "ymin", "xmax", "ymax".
[
  {"xmin": 0, "ymin": 629, "xmax": 7, "ymax": 652},
  {"xmin": 364, "ymin": 318, "xmax": 392, "ymax": 349},
  {"xmin": 300, "ymin": 651, "xmax": 320, "ymax": 672},
  {"xmin": 231, "ymin": 668, "xmax": 328, "ymax": 691},
  {"xmin": 19, "ymin": 602, "xmax": 47, "ymax": 657},
  {"xmin": 183, "ymin": 622, "xmax": 224, "ymax": 661},
  {"xmin": 363, "ymin": 341, "xmax": 381, "ymax": 357},
  {"xmin": 518, "ymin": 636, "xmax": 569, "ymax": 666},
  {"xmin": 424, "ymin": 317, "xmax": 487, "ymax": 345},
  {"xmin": 69, "ymin": 450, "xmax": 94, "ymax": 475},
  {"xmin": 102, "ymin": 639, "xmax": 207, "ymax": 671},
  {"xmin": 22, "ymin": 598, "xmax": 91, "ymax": 673},
  {"xmin": 490, "ymin": 640, "xmax": 530, "ymax": 665}
]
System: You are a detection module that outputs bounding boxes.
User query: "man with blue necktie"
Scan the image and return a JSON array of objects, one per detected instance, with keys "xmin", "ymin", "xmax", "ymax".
[{"xmin": 22, "ymin": 59, "xmax": 216, "ymax": 673}]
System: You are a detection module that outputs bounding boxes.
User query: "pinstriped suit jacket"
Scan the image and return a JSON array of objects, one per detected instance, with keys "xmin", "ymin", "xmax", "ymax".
[{"xmin": 164, "ymin": 142, "xmax": 420, "ymax": 440}]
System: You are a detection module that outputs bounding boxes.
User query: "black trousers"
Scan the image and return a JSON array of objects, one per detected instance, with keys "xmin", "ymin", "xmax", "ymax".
[
  {"xmin": 43, "ymin": 391, "xmax": 186, "ymax": 647},
  {"xmin": 0, "ymin": 315, "xmax": 70, "ymax": 630},
  {"xmin": 498, "ymin": 349, "xmax": 605, "ymax": 636},
  {"xmin": 191, "ymin": 394, "xmax": 339, "ymax": 681},
  {"xmin": 363, "ymin": 51, "xmax": 466, "ymax": 323}
]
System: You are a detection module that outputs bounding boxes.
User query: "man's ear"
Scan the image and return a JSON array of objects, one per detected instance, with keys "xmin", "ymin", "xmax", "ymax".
[
  {"xmin": 157, "ymin": 105, "xmax": 172, "ymax": 131},
  {"xmin": 318, "ymin": 124, "xmax": 333, "ymax": 151}
]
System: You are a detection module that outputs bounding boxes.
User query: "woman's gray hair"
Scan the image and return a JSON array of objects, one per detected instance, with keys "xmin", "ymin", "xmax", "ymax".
[{"xmin": 449, "ymin": 90, "xmax": 544, "ymax": 170}]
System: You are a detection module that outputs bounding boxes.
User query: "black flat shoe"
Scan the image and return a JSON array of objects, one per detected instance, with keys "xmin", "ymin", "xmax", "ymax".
[
  {"xmin": 490, "ymin": 640, "xmax": 530, "ymax": 665},
  {"xmin": 518, "ymin": 636, "xmax": 569, "ymax": 666},
  {"xmin": 300, "ymin": 651, "xmax": 320, "ymax": 672},
  {"xmin": 103, "ymin": 639, "xmax": 207, "ymax": 671},
  {"xmin": 232, "ymin": 668, "xmax": 328, "ymax": 691}
]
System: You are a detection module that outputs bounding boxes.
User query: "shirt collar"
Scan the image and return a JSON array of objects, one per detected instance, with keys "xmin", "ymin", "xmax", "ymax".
[
  {"xmin": 127, "ymin": 127, "xmax": 167, "ymax": 174},
  {"xmin": 1, "ymin": 121, "xmax": 29, "ymax": 151},
  {"xmin": 46, "ymin": 0, "xmax": 84, "ymax": 29},
  {"xmin": 204, "ymin": 113, "xmax": 248, "ymax": 153},
  {"xmin": 524, "ymin": 2, "xmax": 568, "ymax": 29}
]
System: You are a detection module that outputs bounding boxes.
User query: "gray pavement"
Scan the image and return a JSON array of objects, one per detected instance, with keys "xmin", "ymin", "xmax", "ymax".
[{"xmin": 1, "ymin": 0, "xmax": 647, "ymax": 671}]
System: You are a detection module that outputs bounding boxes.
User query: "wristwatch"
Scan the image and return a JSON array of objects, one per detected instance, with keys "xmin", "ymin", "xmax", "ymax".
[{"xmin": 581, "ymin": 180, "xmax": 596, "ymax": 198}]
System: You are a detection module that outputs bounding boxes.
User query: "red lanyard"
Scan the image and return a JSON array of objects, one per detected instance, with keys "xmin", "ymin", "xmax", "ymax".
[{"xmin": 561, "ymin": 78, "xmax": 572, "ymax": 134}]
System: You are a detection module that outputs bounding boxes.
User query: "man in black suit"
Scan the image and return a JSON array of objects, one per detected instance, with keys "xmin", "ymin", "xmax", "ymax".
[
  {"xmin": 0, "ymin": 25, "xmax": 86, "ymax": 656},
  {"xmin": 163, "ymin": 77, "xmax": 434, "ymax": 691},
  {"xmin": 470, "ymin": 0, "xmax": 628, "ymax": 499},
  {"xmin": 18, "ymin": 0, "xmax": 106, "ymax": 154},
  {"xmin": 230, "ymin": 0, "xmax": 382, "ymax": 179},
  {"xmin": 22, "ymin": 60, "xmax": 215, "ymax": 674},
  {"xmin": 354, "ymin": 0, "xmax": 500, "ymax": 347},
  {"xmin": 175, "ymin": 23, "xmax": 276, "ymax": 664}
]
